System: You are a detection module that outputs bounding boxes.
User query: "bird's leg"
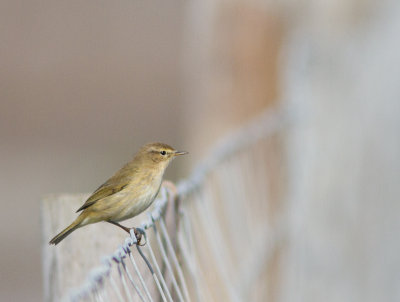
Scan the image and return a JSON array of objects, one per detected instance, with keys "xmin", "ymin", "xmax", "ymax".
[
  {"xmin": 108, "ymin": 221, "xmax": 144, "ymax": 245},
  {"xmin": 108, "ymin": 220, "xmax": 130, "ymax": 232}
]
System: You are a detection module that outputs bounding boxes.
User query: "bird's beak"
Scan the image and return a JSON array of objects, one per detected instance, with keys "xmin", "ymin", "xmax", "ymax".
[{"xmin": 174, "ymin": 150, "xmax": 188, "ymax": 156}]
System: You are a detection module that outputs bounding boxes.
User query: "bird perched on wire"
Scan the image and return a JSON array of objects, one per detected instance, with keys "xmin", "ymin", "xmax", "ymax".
[{"xmin": 49, "ymin": 142, "xmax": 187, "ymax": 245}]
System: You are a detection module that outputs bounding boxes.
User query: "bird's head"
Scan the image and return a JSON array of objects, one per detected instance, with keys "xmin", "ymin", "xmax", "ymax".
[{"xmin": 137, "ymin": 142, "xmax": 188, "ymax": 169}]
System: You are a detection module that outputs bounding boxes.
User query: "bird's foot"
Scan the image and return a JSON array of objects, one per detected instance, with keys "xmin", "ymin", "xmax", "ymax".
[
  {"xmin": 131, "ymin": 227, "xmax": 146, "ymax": 246},
  {"xmin": 108, "ymin": 221, "xmax": 146, "ymax": 245}
]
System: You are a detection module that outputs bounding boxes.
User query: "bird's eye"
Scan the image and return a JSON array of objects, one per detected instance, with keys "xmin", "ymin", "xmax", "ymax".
[{"xmin": 160, "ymin": 150, "xmax": 167, "ymax": 156}]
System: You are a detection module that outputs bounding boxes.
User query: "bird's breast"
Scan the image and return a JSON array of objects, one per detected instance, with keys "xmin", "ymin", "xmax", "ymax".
[{"xmin": 116, "ymin": 180, "xmax": 161, "ymax": 221}]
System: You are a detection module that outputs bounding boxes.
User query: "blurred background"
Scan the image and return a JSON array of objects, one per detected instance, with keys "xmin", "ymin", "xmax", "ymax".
[{"xmin": 1, "ymin": 0, "xmax": 399, "ymax": 301}]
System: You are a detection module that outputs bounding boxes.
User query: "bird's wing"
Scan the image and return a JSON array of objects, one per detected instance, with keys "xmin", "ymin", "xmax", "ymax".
[{"xmin": 76, "ymin": 172, "xmax": 132, "ymax": 212}]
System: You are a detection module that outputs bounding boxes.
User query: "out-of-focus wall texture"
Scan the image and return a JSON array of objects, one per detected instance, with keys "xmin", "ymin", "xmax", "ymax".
[
  {"xmin": 0, "ymin": 1, "xmax": 184, "ymax": 301},
  {"xmin": 182, "ymin": 0, "xmax": 400, "ymax": 301},
  {"xmin": 282, "ymin": 0, "xmax": 400, "ymax": 301}
]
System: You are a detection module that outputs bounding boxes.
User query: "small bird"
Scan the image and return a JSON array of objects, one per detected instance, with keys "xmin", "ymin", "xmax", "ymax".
[{"xmin": 49, "ymin": 142, "xmax": 187, "ymax": 245}]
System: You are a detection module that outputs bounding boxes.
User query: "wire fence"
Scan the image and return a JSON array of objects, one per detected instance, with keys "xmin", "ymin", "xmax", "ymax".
[{"xmin": 63, "ymin": 105, "xmax": 291, "ymax": 302}]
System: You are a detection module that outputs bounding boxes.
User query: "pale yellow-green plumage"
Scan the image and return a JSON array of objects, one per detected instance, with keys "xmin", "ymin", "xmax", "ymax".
[{"xmin": 49, "ymin": 142, "xmax": 187, "ymax": 245}]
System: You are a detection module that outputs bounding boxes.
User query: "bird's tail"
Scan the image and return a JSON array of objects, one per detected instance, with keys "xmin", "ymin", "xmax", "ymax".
[{"xmin": 49, "ymin": 215, "xmax": 85, "ymax": 245}]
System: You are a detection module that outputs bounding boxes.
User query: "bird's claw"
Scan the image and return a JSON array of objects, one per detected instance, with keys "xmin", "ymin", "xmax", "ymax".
[{"xmin": 132, "ymin": 227, "xmax": 146, "ymax": 246}]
